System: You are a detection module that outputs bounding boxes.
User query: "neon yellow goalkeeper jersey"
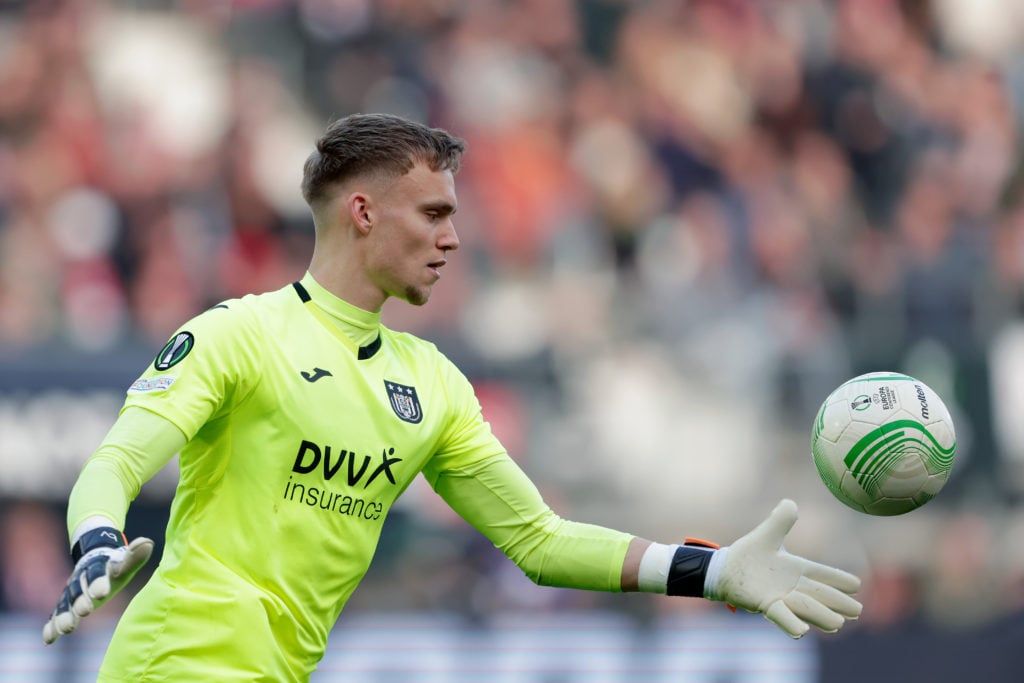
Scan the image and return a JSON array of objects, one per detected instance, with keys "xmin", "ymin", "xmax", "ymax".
[{"xmin": 101, "ymin": 274, "xmax": 510, "ymax": 681}]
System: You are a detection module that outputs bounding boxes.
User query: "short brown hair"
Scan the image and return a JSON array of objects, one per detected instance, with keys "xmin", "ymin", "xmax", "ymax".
[{"xmin": 301, "ymin": 113, "xmax": 466, "ymax": 206}]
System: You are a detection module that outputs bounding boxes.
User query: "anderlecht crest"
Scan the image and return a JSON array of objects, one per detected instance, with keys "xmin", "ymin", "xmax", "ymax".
[{"xmin": 385, "ymin": 381, "xmax": 423, "ymax": 424}]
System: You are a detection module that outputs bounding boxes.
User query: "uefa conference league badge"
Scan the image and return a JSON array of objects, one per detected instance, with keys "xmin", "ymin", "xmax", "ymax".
[
  {"xmin": 154, "ymin": 332, "xmax": 194, "ymax": 371},
  {"xmin": 385, "ymin": 381, "xmax": 422, "ymax": 424}
]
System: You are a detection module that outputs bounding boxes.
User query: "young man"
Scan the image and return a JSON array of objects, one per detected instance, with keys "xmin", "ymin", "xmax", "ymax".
[{"xmin": 44, "ymin": 113, "xmax": 862, "ymax": 681}]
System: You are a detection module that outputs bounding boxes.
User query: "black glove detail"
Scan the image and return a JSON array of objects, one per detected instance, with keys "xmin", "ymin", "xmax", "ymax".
[{"xmin": 666, "ymin": 544, "xmax": 715, "ymax": 597}]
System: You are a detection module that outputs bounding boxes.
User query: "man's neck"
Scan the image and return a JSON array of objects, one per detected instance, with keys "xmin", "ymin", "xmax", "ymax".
[{"xmin": 307, "ymin": 256, "xmax": 385, "ymax": 314}]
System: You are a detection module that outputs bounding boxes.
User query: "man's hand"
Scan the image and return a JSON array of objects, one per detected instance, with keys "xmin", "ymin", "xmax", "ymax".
[
  {"xmin": 43, "ymin": 528, "xmax": 153, "ymax": 645},
  {"xmin": 708, "ymin": 499, "xmax": 862, "ymax": 638}
]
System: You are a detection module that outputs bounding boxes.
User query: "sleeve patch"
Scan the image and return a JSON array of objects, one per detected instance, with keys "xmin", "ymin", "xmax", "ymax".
[
  {"xmin": 154, "ymin": 331, "xmax": 195, "ymax": 370},
  {"xmin": 128, "ymin": 376, "xmax": 177, "ymax": 394}
]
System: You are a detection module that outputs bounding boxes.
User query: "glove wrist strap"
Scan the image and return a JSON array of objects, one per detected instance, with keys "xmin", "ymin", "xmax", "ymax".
[
  {"xmin": 666, "ymin": 545, "xmax": 716, "ymax": 598},
  {"xmin": 71, "ymin": 527, "xmax": 126, "ymax": 563}
]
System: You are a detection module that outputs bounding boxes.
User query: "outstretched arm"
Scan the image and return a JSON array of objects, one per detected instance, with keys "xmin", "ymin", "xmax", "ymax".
[
  {"xmin": 428, "ymin": 453, "xmax": 635, "ymax": 592},
  {"xmin": 429, "ymin": 454, "xmax": 860, "ymax": 637}
]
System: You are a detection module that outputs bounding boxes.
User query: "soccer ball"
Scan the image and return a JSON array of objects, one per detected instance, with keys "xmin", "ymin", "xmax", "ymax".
[{"xmin": 811, "ymin": 372, "xmax": 956, "ymax": 515}]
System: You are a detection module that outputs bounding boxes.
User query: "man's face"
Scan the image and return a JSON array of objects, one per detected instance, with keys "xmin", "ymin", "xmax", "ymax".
[{"xmin": 366, "ymin": 161, "xmax": 459, "ymax": 306}]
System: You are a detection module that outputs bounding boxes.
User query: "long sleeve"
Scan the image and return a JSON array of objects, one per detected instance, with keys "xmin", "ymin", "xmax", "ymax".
[
  {"xmin": 67, "ymin": 406, "xmax": 186, "ymax": 542},
  {"xmin": 430, "ymin": 452, "xmax": 634, "ymax": 592}
]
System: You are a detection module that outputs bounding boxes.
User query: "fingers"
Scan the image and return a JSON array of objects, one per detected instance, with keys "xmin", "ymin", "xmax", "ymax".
[
  {"xmin": 42, "ymin": 586, "xmax": 80, "ymax": 645},
  {"xmin": 67, "ymin": 564, "xmax": 97, "ymax": 618},
  {"xmin": 796, "ymin": 576, "xmax": 862, "ymax": 619},
  {"xmin": 84, "ymin": 554, "xmax": 113, "ymax": 601},
  {"xmin": 783, "ymin": 591, "xmax": 845, "ymax": 633},
  {"xmin": 764, "ymin": 600, "xmax": 809, "ymax": 639},
  {"xmin": 764, "ymin": 578, "xmax": 863, "ymax": 639},
  {"xmin": 748, "ymin": 499, "xmax": 799, "ymax": 551},
  {"xmin": 74, "ymin": 553, "xmax": 114, "ymax": 616},
  {"xmin": 80, "ymin": 575, "xmax": 110, "ymax": 614},
  {"xmin": 766, "ymin": 590, "xmax": 858, "ymax": 639},
  {"xmin": 801, "ymin": 558, "xmax": 862, "ymax": 595},
  {"xmin": 42, "ymin": 621, "xmax": 60, "ymax": 645}
]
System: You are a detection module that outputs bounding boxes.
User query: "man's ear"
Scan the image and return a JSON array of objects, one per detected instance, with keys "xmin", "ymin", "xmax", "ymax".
[{"xmin": 345, "ymin": 192, "xmax": 374, "ymax": 235}]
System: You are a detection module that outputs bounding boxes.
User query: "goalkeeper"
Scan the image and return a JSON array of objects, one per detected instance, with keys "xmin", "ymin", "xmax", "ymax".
[{"xmin": 44, "ymin": 113, "xmax": 862, "ymax": 682}]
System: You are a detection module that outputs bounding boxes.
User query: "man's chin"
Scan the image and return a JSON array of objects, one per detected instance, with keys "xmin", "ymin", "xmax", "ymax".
[{"xmin": 402, "ymin": 286, "xmax": 431, "ymax": 306}]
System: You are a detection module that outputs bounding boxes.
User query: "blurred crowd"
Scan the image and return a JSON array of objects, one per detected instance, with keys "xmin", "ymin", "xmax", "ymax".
[{"xmin": 3, "ymin": 0, "xmax": 1024, "ymax": 652}]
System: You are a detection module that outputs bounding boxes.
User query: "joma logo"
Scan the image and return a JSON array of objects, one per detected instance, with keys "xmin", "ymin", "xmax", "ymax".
[{"xmin": 291, "ymin": 440, "xmax": 402, "ymax": 488}]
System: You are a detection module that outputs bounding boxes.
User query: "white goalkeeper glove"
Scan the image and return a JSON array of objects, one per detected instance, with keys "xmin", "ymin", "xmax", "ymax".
[
  {"xmin": 708, "ymin": 499, "xmax": 862, "ymax": 637},
  {"xmin": 644, "ymin": 499, "xmax": 862, "ymax": 638},
  {"xmin": 43, "ymin": 527, "xmax": 153, "ymax": 645}
]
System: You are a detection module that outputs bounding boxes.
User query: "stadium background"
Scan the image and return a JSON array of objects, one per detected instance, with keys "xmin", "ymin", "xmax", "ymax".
[{"xmin": 1, "ymin": 0, "xmax": 1023, "ymax": 680}]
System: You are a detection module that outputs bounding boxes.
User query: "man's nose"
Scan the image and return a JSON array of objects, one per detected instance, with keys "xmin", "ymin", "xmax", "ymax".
[{"xmin": 439, "ymin": 220, "xmax": 459, "ymax": 251}]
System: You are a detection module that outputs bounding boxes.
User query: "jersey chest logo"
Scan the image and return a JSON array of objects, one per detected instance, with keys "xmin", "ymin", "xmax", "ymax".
[{"xmin": 385, "ymin": 381, "xmax": 422, "ymax": 424}]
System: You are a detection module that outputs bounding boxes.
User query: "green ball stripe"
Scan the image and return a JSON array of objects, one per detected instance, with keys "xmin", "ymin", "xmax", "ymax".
[
  {"xmin": 853, "ymin": 436, "xmax": 911, "ymax": 496},
  {"xmin": 859, "ymin": 437, "xmax": 931, "ymax": 494},
  {"xmin": 844, "ymin": 419, "xmax": 956, "ymax": 493}
]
